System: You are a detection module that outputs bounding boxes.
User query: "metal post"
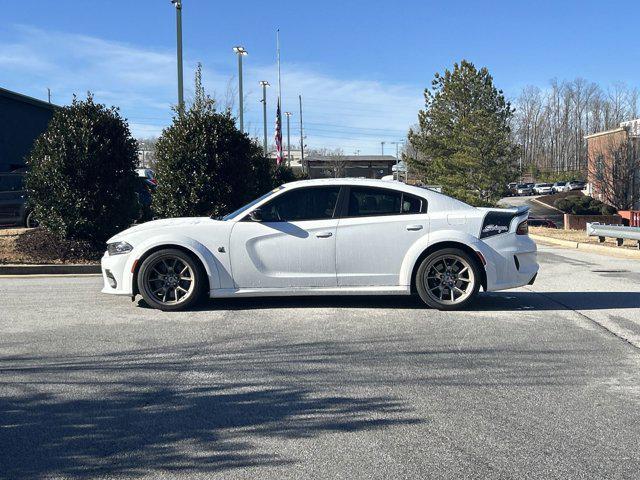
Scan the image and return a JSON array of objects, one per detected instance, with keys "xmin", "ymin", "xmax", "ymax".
[
  {"xmin": 259, "ymin": 81, "xmax": 270, "ymax": 155},
  {"xmin": 47, "ymin": 88, "xmax": 51, "ymax": 103},
  {"xmin": 233, "ymin": 46, "xmax": 247, "ymax": 132},
  {"xmin": 299, "ymin": 94, "xmax": 304, "ymax": 169},
  {"xmin": 171, "ymin": 0, "xmax": 184, "ymax": 112},
  {"xmin": 238, "ymin": 54, "xmax": 243, "ymax": 131},
  {"xmin": 285, "ymin": 112, "xmax": 292, "ymax": 166},
  {"xmin": 381, "ymin": 141, "xmax": 385, "ymax": 156}
]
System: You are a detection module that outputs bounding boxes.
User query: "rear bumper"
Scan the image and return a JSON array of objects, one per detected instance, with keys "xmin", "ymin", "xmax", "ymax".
[{"xmin": 479, "ymin": 234, "xmax": 539, "ymax": 292}]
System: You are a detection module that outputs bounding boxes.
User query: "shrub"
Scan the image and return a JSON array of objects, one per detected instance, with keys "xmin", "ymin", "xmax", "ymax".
[
  {"xmin": 153, "ymin": 65, "xmax": 295, "ymax": 218},
  {"xmin": 26, "ymin": 95, "xmax": 139, "ymax": 243},
  {"xmin": 553, "ymin": 195, "xmax": 617, "ymax": 215}
]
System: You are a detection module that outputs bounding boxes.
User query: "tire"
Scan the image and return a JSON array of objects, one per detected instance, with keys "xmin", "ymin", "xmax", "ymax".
[
  {"xmin": 137, "ymin": 248, "xmax": 205, "ymax": 311},
  {"xmin": 415, "ymin": 248, "xmax": 481, "ymax": 310},
  {"xmin": 25, "ymin": 211, "xmax": 39, "ymax": 228}
]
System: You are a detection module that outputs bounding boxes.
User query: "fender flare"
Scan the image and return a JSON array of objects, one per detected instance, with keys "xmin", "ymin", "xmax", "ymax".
[
  {"xmin": 123, "ymin": 234, "xmax": 221, "ymax": 294},
  {"xmin": 399, "ymin": 230, "xmax": 492, "ymax": 289}
]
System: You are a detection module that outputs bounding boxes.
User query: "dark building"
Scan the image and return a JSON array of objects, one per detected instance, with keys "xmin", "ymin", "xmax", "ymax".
[
  {"xmin": 0, "ymin": 87, "xmax": 57, "ymax": 172},
  {"xmin": 302, "ymin": 155, "xmax": 398, "ymax": 179}
]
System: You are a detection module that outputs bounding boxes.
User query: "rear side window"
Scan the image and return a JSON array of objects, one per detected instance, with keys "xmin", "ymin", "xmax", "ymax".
[
  {"xmin": 347, "ymin": 187, "xmax": 425, "ymax": 217},
  {"xmin": 260, "ymin": 186, "xmax": 340, "ymax": 222}
]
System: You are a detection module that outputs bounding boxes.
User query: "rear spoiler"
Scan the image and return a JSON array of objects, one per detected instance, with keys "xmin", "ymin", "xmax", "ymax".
[{"xmin": 479, "ymin": 205, "xmax": 529, "ymax": 239}]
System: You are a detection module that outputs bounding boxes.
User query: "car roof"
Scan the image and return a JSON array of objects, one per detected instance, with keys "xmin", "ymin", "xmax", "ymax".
[
  {"xmin": 280, "ymin": 178, "xmax": 474, "ymax": 211},
  {"xmin": 282, "ymin": 178, "xmax": 431, "ymax": 197}
]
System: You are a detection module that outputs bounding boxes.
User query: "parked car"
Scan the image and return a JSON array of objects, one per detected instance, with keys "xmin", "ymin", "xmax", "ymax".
[
  {"xmin": 101, "ymin": 178, "xmax": 538, "ymax": 311},
  {"xmin": 0, "ymin": 172, "xmax": 38, "ymax": 228},
  {"xmin": 516, "ymin": 183, "xmax": 534, "ymax": 196},
  {"xmin": 506, "ymin": 182, "xmax": 518, "ymax": 196},
  {"xmin": 533, "ymin": 183, "xmax": 553, "ymax": 195},
  {"xmin": 136, "ymin": 168, "xmax": 157, "ymax": 187},
  {"xmin": 551, "ymin": 181, "xmax": 570, "ymax": 194},
  {"xmin": 134, "ymin": 177, "xmax": 155, "ymax": 221},
  {"xmin": 568, "ymin": 180, "xmax": 586, "ymax": 191},
  {"xmin": 528, "ymin": 218, "xmax": 558, "ymax": 228}
]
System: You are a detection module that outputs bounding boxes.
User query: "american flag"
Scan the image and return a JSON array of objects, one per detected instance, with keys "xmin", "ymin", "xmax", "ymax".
[{"xmin": 275, "ymin": 97, "xmax": 283, "ymax": 166}]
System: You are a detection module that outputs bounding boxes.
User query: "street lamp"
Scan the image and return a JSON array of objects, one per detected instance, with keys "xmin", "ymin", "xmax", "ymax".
[
  {"xmin": 285, "ymin": 112, "xmax": 292, "ymax": 166},
  {"xmin": 233, "ymin": 46, "xmax": 248, "ymax": 132},
  {"xmin": 259, "ymin": 80, "xmax": 270, "ymax": 155},
  {"xmin": 170, "ymin": 0, "xmax": 184, "ymax": 112}
]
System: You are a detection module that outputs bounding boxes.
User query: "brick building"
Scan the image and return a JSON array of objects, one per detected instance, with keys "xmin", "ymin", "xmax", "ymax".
[{"xmin": 585, "ymin": 119, "xmax": 640, "ymax": 209}]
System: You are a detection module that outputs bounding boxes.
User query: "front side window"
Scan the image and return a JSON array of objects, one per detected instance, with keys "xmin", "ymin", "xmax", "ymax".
[
  {"xmin": 347, "ymin": 187, "xmax": 425, "ymax": 217},
  {"xmin": 260, "ymin": 186, "xmax": 340, "ymax": 222}
]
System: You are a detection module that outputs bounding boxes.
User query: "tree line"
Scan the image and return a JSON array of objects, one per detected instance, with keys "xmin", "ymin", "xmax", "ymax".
[{"xmin": 511, "ymin": 79, "xmax": 639, "ymax": 175}]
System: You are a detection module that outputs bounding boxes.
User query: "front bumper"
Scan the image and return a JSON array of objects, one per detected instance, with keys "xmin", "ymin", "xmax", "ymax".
[{"xmin": 101, "ymin": 251, "xmax": 134, "ymax": 296}]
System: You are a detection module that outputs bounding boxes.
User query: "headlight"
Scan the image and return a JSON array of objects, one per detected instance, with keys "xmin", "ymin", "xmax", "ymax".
[{"xmin": 107, "ymin": 241, "xmax": 133, "ymax": 256}]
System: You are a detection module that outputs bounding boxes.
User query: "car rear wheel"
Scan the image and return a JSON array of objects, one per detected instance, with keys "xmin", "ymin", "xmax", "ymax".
[
  {"xmin": 137, "ymin": 249, "xmax": 205, "ymax": 311},
  {"xmin": 415, "ymin": 248, "xmax": 480, "ymax": 310}
]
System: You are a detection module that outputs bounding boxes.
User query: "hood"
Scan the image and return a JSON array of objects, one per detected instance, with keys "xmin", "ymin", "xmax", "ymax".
[{"xmin": 107, "ymin": 217, "xmax": 215, "ymax": 243}]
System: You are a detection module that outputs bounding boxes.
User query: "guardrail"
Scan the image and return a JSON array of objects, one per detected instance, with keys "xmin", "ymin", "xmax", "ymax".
[{"xmin": 586, "ymin": 222, "xmax": 640, "ymax": 249}]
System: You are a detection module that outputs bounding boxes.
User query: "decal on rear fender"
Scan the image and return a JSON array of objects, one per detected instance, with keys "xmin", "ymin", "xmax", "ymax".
[{"xmin": 480, "ymin": 211, "xmax": 517, "ymax": 238}]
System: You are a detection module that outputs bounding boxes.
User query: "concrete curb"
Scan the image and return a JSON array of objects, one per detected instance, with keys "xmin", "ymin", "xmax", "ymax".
[
  {"xmin": 530, "ymin": 234, "xmax": 640, "ymax": 259},
  {"xmin": 0, "ymin": 264, "xmax": 101, "ymax": 275}
]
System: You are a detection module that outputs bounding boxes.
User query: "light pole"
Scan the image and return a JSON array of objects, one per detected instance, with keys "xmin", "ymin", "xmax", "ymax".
[
  {"xmin": 171, "ymin": 0, "xmax": 184, "ymax": 112},
  {"xmin": 285, "ymin": 112, "xmax": 292, "ymax": 166},
  {"xmin": 259, "ymin": 80, "xmax": 270, "ymax": 155},
  {"xmin": 233, "ymin": 46, "xmax": 248, "ymax": 132}
]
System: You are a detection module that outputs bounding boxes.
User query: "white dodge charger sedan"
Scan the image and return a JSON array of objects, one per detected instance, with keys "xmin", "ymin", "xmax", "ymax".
[{"xmin": 101, "ymin": 179, "xmax": 538, "ymax": 311}]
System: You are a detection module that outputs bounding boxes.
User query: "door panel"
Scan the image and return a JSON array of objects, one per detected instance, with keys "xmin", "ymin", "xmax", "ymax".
[
  {"xmin": 230, "ymin": 220, "xmax": 337, "ymax": 288},
  {"xmin": 336, "ymin": 215, "xmax": 428, "ymax": 286},
  {"xmin": 336, "ymin": 186, "xmax": 429, "ymax": 286}
]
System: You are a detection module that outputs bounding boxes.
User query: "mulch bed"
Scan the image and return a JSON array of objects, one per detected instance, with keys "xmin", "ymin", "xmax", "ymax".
[{"xmin": 0, "ymin": 228, "xmax": 102, "ymax": 264}]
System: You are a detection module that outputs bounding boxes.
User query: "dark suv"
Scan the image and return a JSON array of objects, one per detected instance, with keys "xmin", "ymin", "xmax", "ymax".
[{"xmin": 0, "ymin": 173, "xmax": 37, "ymax": 227}]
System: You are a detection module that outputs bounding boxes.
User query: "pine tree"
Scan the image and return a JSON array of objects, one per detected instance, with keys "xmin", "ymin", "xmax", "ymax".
[{"xmin": 408, "ymin": 60, "xmax": 518, "ymax": 206}]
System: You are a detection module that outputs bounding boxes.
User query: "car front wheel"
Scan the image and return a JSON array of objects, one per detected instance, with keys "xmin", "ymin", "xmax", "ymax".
[
  {"xmin": 25, "ymin": 211, "xmax": 39, "ymax": 228},
  {"xmin": 415, "ymin": 248, "xmax": 481, "ymax": 310},
  {"xmin": 137, "ymin": 249, "xmax": 205, "ymax": 311}
]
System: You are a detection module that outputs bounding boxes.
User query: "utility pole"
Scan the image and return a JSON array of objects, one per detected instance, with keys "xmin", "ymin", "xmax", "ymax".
[
  {"xmin": 299, "ymin": 94, "xmax": 305, "ymax": 167},
  {"xmin": 233, "ymin": 46, "xmax": 248, "ymax": 132},
  {"xmin": 259, "ymin": 81, "xmax": 270, "ymax": 156},
  {"xmin": 285, "ymin": 112, "xmax": 292, "ymax": 166},
  {"xmin": 381, "ymin": 141, "xmax": 386, "ymax": 156},
  {"xmin": 47, "ymin": 88, "xmax": 51, "ymax": 103},
  {"xmin": 171, "ymin": 0, "xmax": 184, "ymax": 112}
]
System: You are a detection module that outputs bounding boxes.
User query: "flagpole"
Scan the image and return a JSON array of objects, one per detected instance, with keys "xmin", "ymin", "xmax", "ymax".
[{"xmin": 276, "ymin": 29, "xmax": 282, "ymax": 103}]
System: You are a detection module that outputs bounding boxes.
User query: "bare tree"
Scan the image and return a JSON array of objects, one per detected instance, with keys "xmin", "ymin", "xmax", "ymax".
[
  {"xmin": 589, "ymin": 139, "xmax": 640, "ymax": 210},
  {"xmin": 511, "ymin": 78, "xmax": 639, "ymax": 177}
]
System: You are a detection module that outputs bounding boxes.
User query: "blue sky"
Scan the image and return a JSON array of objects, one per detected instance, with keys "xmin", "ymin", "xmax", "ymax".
[{"xmin": 1, "ymin": 0, "xmax": 638, "ymax": 154}]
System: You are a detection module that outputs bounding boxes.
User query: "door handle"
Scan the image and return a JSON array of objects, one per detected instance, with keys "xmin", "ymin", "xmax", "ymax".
[
  {"xmin": 406, "ymin": 225, "xmax": 423, "ymax": 231},
  {"xmin": 316, "ymin": 231, "xmax": 333, "ymax": 238}
]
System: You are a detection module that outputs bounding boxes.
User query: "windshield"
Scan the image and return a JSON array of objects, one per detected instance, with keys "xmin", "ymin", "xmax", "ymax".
[{"xmin": 219, "ymin": 187, "xmax": 283, "ymax": 221}]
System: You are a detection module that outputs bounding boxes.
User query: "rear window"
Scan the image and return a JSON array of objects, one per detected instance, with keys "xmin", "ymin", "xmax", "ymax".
[{"xmin": 347, "ymin": 187, "xmax": 425, "ymax": 217}]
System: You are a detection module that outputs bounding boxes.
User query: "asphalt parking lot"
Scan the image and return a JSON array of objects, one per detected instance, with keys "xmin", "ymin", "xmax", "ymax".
[{"xmin": 1, "ymin": 244, "xmax": 639, "ymax": 479}]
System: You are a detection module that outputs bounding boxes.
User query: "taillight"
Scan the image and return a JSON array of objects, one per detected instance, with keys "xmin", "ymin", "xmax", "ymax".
[{"xmin": 516, "ymin": 220, "xmax": 528, "ymax": 235}]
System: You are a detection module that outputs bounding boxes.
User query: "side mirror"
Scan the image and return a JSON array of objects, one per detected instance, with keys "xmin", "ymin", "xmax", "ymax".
[{"xmin": 249, "ymin": 209, "xmax": 263, "ymax": 222}]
